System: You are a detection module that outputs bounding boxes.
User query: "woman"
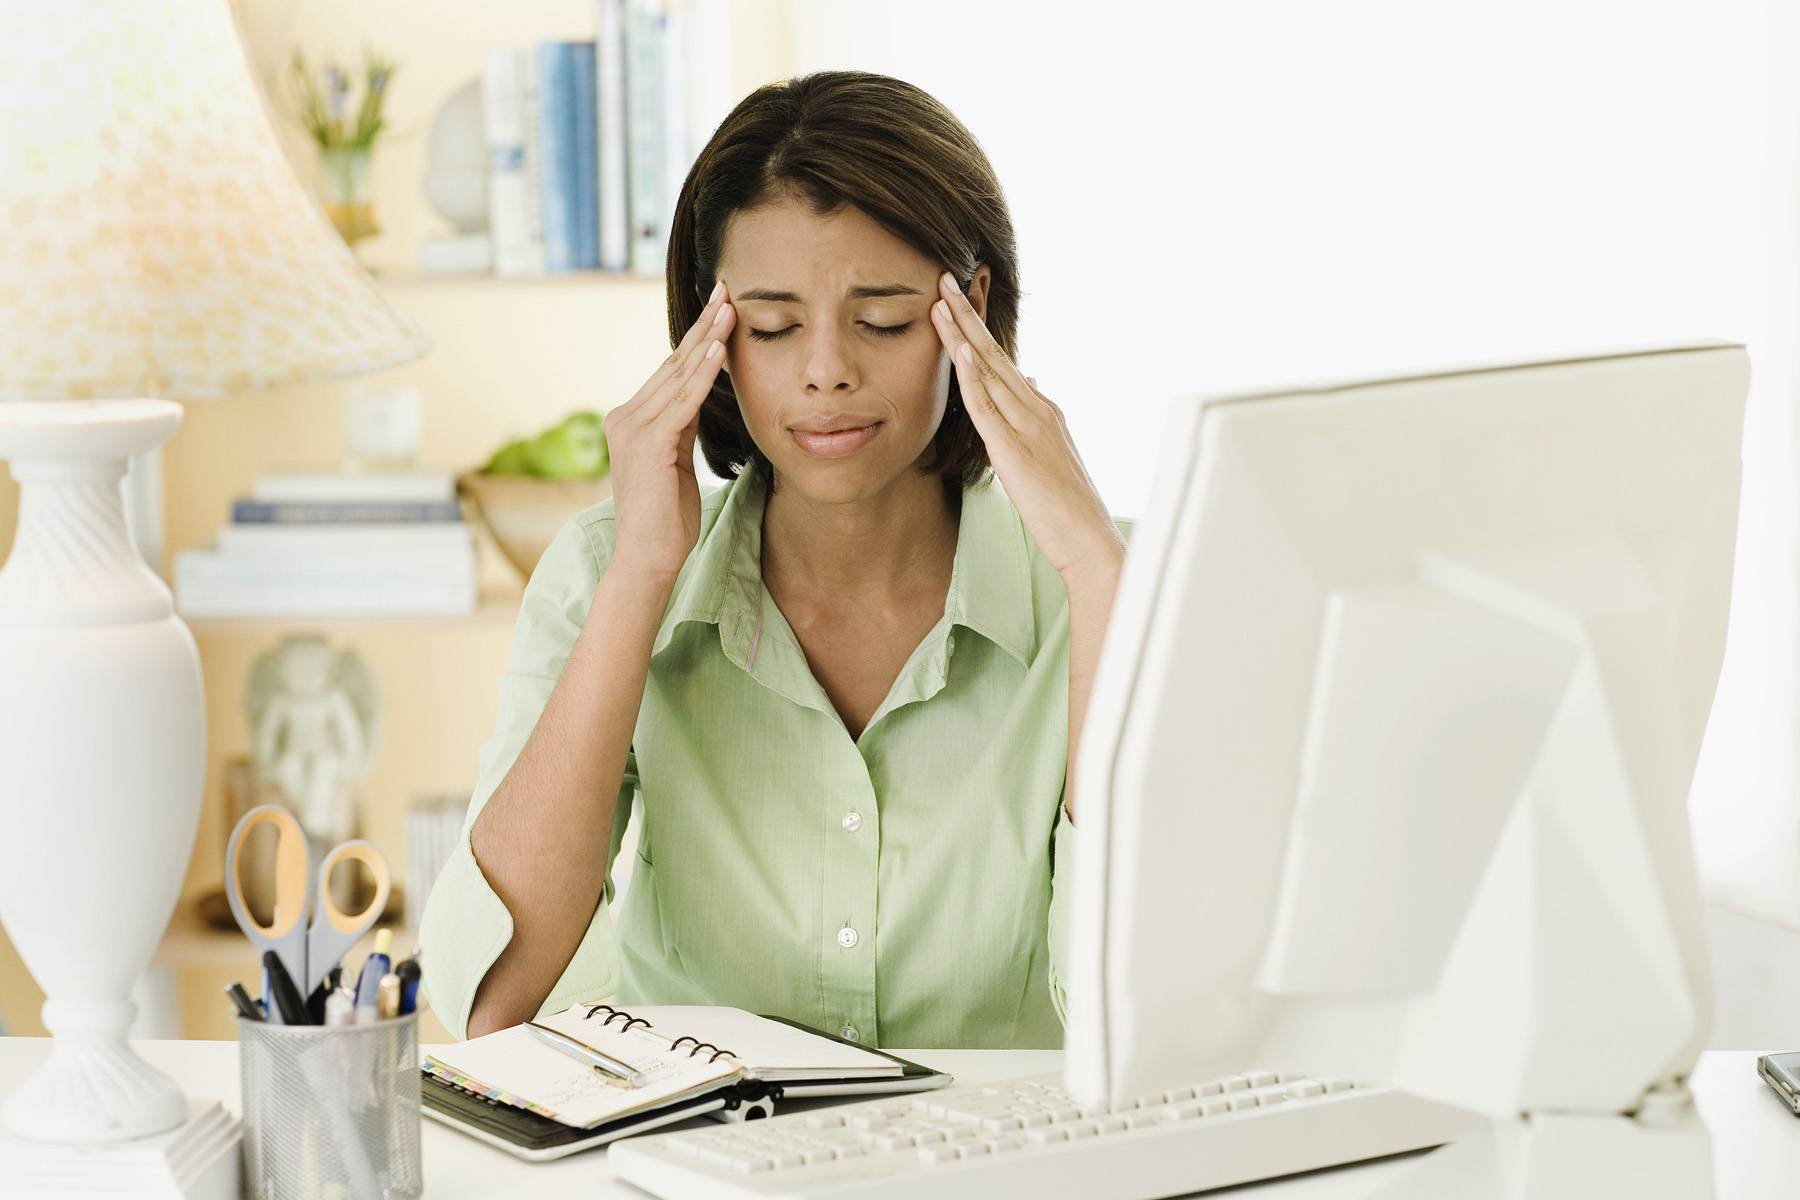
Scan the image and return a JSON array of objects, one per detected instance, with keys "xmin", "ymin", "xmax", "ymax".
[{"xmin": 421, "ymin": 70, "xmax": 1129, "ymax": 1049}]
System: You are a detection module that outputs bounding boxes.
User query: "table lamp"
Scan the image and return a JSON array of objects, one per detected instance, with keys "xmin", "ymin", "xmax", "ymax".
[{"xmin": 0, "ymin": 0, "xmax": 429, "ymax": 1172}]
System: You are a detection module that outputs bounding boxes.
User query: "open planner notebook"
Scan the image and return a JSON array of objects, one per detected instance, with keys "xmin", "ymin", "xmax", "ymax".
[{"xmin": 422, "ymin": 1003, "xmax": 951, "ymax": 1160}]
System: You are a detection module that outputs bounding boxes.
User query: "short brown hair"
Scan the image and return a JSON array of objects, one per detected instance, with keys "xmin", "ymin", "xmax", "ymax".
[{"xmin": 665, "ymin": 70, "xmax": 1022, "ymax": 495}]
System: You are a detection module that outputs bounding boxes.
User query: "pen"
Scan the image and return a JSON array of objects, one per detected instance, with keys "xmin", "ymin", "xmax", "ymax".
[
  {"xmin": 528, "ymin": 1021, "xmax": 645, "ymax": 1088},
  {"xmin": 355, "ymin": 928, "xmax": 393, "ymax": 1022},
  {"xmin": 394, "ymin": 959, "xmax": 421, "ymax": 1016},
  {"xmin": 377, "ymin": 972, "xmax": 401, "ymax": 1020},
  {"xmin": 263, "ymin": 949, "xmax": 310, "ymax": 1025},
  {"xmin": 225, "ymin": 981, "xmax": 264, "ymax": 1022}
]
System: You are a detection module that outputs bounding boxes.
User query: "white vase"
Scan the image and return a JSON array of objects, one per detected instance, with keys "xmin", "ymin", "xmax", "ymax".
[{"xmin": 0, "ymin": 398, "xmax": 202, "ymax": 1143}]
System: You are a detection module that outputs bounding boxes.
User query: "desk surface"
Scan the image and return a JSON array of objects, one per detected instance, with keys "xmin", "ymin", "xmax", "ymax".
[{"xmin": 0, "ymin": 1040, "xmax": 1792, "ymax": 1197}]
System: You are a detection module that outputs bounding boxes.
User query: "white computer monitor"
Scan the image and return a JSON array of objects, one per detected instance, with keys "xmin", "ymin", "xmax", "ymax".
[{"xmin": 1063, "ymin": 343, "xmax": 1750, "ymax": 1124}]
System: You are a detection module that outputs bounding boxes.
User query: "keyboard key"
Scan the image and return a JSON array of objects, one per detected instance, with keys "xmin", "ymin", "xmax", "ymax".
[
  {"xmin": 1127, "ymin": 1114, "xmax": 1158, "ymax": 1129},
  {"xmin": 1067, "ymin": 1122, "xmax": 1099, "ymax": 1138},
  {"xmin": 987, "ymin": 1137, "xmax": 1025, "ymax": 1154},
  {"xmin": 732, "ymin": 1158, "xmax": 774, "ymax": 1173},
  {"xmin": 1020, "ymin": 1111, "xmax": 1052, "ymax": 1127},
  {"xmin": 1287, "ymin": 1081, "xmax": 1326, "ymax": 1099},
  {"xmin": 980, "ymin": 1116, "xmax": 1023, "ymax": 1132},
  {"xmin": 1229, "ymin": 1095, "xmax": 1258, "ymax": 1111},
  {"xmin": 851, "ymin": 1112, "xmax": 889, "ymax": 1131},
  {"xmin": 1097, "ymin": 1117, "xmax": 1128, "ymax": 1134},
  {"xmin": 1221, "ymin": 1076, "xmax": 1251, "ymax": 1093},
  {"xmin": 1027, "ymin": 1127, "xmax": 1070, "ymax": 1144},
  {"xmin": 804, "ymin": 1113, "xmax": 845, "ymax": 1129},
  {"xmin": 917, "ymin": 1130, "xmax": 946, "ymax": 1145},
  {"xmin": 1197, "ymin": 1081, "xmax": 1223, "ymax": 1097},
  {"xmin": 874, "ymin": 1133, "xmax": 918, "ymax": 1150},
  {"xmin": 1324, "ymin": 1078, "xmax": 1356, "ymax": 1093},
  {"xmin": 1163, "ymin": 1086, "xmax": 1197, "ymax": 1103},
  {"xmin": 919, "ymin": 1145, "xmax": 963, "ymax": 1165},
  {"xmin": 1246, "ymin": 1070, "xmax": 1280, "ymax": 1088},
  {"xmin": 834, "ymin": 1145, "xmax": 867, "ymax": 1159},
  {"xmin": 1170, "ymin": 1102, "xmax": 1205, "ymax": 1120},
  {"xmin": 770, "ymin": 1151, "xmax": 805, "ymax": 1168},
  {"xmin": 1202, "ymin": 1098, "xmax": 1232, "ymax": 1116},
  {"xmin": 1051, "ymin": 1105, "xmax": 1081, "ymax": 1122}
]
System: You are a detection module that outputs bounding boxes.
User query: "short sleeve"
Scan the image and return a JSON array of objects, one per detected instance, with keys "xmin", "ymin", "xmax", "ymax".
[{"xmin": 419, "ymin": 512, "xmax": 641, "ymax": 1041}]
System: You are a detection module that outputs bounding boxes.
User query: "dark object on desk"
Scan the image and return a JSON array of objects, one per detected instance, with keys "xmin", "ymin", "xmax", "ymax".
[
  {"xmin": 263, "ymin": 949, "xmax": 310, "ymax": 1025},
  {"xmin": 395, "ymin": 958, "xmax": 421, "ymax": 1015},
  {"xmin": 195, "ymin": 882, "xmax": 407, "ymax": 932},
  {"xmin": 225, "ymin": 981, "xmax": 264, "ymax": 1022},
  {"xmin": 420, "ymin": 1045, "xmax": 946, "ymax": 1163},
  {"xmin": 1757, "ymin": 1052, "xmax": 1800, "ymax": 1115}
]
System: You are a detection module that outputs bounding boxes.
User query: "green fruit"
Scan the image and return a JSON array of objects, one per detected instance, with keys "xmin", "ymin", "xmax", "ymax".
[
  {"xmin": 525, "ymin": 414, "xmax": 608, "ymax": 479},
  {"xmin": 483, "ymin": 438, "xmax": 533, "ymax": 475}
]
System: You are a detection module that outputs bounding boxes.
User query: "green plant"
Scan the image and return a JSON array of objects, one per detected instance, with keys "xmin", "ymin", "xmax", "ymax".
[{"xmin": 289, "ymin": 47, "xmax": 399, "ymax": 151}]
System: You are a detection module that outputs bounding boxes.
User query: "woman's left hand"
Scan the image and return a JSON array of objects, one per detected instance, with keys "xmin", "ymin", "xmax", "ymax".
[{"xmin": 930, "ymin": 270, "xmax": 1126, "ymax": 585}]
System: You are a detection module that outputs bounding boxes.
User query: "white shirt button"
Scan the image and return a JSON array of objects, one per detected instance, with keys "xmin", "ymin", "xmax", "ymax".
[
  {"xmin": 840, "ymin": 1024, "xmax": 860, "ymax": 1042},
  {"xmin": 837, "ymin": 926, "xmax": 859, "ymax": 949},
  {"xmin": 841, "ymin": 811, "xmax": 863, "ymax": 833}
]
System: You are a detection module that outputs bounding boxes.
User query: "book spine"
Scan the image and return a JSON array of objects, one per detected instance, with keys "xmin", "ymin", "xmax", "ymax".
[
  {"xmin": 175, "ymin": 562, "xmax": 478, "ymax": 617},
  {"xmin": 684, "ymin": 0, "xmax": 732, "ymax": 174},
  {"xmin": 661, "ymin": 0, "xmax": 687, "ymax": 221},
  {"xmin": 597, "ymin": 0, "xmax": 630, "ymax": 272},
  {"xmin": 626, "ymin": 0, "xmax": 668, "ymax": 277},
  {"xmin": 219, "ymin": 523, "xmax": 474, "ymax": 555},
  {"xmin": 537, "ymin": 42, "xmax": 578, "ymax": 274},
  {"xmin": 572, "ymin": 42, "xmax": 600, "ymax": 270},
  {"xmin": 521, "ymin": 49, "xmax": 548, "ymax": 274},
  {"xmin": 483, "ymin": 47, "xmax": 537, "ymax": 277},
  {"xmin": 231, "ymin": 500, "xmax": 464, "ymax": 524},
  {"xmin": 252, "ymin": 472, "xmax": 456, "ymax": 504}
]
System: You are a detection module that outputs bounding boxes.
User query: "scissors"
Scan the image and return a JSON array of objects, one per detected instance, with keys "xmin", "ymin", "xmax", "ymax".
[{"xmin": 225, "ymin": 804, "xmax": 392, "ymax": 1022}]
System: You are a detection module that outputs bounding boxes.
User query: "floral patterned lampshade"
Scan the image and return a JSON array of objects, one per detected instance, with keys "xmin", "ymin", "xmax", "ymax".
[{"xmin": 0, "ymin": 0, "xmax": 430, "ymax": 403}]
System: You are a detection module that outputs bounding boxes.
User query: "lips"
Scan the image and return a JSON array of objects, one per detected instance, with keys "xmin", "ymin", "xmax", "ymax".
[{"xmin": 789, "ymin": 422, "xmax": 881, "ymax": 459}]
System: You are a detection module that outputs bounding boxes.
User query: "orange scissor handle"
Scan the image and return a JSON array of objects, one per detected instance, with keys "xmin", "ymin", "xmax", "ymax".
[
  {"xmin": 315, "ymin": 840, "xmax": 393, "ymax": 935},
  {"xmin": 225, "ymin": 804, "xmax": 310, "ymax": 939}
]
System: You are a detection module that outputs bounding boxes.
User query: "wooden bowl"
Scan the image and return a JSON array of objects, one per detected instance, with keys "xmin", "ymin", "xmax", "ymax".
[{"xmin": 457, "ymin": 471, "xmax": 613, "ymax": 581}]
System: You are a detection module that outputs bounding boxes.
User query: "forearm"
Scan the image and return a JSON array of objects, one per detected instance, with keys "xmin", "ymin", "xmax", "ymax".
[
  {"xmin": 466, "ymin": 564, "xmax": 673, "ymax": 1036},
  {"xmin": 1062, "ymin": 547, "xmax": 1126, "ymax": 826}
]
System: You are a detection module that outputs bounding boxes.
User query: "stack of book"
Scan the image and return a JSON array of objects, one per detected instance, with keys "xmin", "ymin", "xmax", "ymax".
[
  {"xmin": 480, "ymin": 0, "xmax": 731, "ymax": 279},
  {"xmin": 174, "ymin": 469, "xmax": 479, "ymax": 618}
]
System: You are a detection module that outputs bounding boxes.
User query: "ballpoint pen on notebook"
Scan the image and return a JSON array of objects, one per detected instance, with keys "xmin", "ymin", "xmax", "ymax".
[{"xmin": 528, "ymin": 1021, "xmax": 646, "ymax": 1088}]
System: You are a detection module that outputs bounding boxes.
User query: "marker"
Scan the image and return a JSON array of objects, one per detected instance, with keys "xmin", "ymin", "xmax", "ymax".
[
  {"xmin": 225, "ymin": 981, "xmax": 264, "ymax": 1023},
  {"xmin": 377, "ymin": 972, "xmax": 401, "ymax": 1020},
  {"xmin": 263, "ymin": 950, "xmax": 310, "ymax": 1025},
  {"xmin": 395, "ymin": 958, "xmax": 421, "ymax": 1016},
  {"xmin": 354, "ymin": 928, "xmax": 393, "ymax": 1022},
  {"xmin": 324, "ymin": 988, "xmax": 354, "ymax": 1026}
]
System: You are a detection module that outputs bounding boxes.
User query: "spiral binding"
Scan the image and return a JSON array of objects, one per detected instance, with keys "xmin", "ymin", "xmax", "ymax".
[{"xmin": 582, "ymin": 1003, "xmax": 735, "ymax": 1061}]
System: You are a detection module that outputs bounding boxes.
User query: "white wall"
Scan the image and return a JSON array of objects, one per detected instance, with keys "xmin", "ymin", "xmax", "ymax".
[{"xmin": 782, "ymin": 0, "xmax": 1800, "ymax": 1046}]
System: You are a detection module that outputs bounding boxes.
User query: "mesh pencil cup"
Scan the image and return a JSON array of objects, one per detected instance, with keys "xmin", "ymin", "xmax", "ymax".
[{"xmin": 237, "ymin": 1011, "xmax": 424, "ymax": 1200}]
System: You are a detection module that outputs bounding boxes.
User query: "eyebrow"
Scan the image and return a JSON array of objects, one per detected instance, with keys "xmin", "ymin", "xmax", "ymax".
[{"xmin": 732, "ymin": 283, "xmax": 925, "ymax": 303}]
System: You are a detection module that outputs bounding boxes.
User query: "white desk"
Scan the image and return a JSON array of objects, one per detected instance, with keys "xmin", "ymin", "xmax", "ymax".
[{"xmin": 0, "ymin": 1039, "xmax": 1790, "ymax": 1197}]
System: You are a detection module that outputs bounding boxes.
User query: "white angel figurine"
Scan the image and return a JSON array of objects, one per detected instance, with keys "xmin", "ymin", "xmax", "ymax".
[{"xmin": 245, "ymin": 635, "xmax": 381, "ymax": 845}]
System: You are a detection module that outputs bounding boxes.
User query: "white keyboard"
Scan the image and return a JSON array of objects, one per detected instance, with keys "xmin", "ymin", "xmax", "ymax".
[{"xmin": 608, "ymin": 1068, "xmax": 1482, "ymax": 1199}]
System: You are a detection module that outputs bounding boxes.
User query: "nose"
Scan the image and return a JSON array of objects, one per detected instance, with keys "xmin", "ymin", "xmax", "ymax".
[{"xmin": 799, "ymin": 325, "xmax": 858, "ymax": 394}]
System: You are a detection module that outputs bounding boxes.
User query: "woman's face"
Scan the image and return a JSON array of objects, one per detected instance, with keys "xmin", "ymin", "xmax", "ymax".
[{"xmin": 715, "ymin": 197, "xmax": 989, "ymax": 506}]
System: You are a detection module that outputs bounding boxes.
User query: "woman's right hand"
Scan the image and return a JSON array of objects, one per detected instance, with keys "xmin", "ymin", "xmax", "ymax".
[{"xmin": 604, "ymin": 282, "xmax": 736, "ymax": 584}]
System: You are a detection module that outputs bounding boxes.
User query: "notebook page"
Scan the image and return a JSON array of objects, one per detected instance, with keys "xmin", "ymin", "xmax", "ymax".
[
  {"xmin": 623, "ymin": 1006, "xmax": 903, "ymax": 1080},
  {"xmin": 423, "ymin": 1019, "xmax": 738, "ymax": 1129}
]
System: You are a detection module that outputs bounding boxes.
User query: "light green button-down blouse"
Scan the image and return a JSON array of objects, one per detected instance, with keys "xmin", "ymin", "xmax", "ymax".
[{"xmin": 420, "ymin": 465, "xmax": 1130, "ymax": 1049}]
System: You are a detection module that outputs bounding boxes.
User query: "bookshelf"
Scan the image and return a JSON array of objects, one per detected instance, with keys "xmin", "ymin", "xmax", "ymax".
[{"xmin": 0, "ymin": 2, "xmax": 794, "ymax": 1040}]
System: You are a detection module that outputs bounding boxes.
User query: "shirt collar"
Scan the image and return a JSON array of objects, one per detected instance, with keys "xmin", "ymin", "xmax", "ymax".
[{"xmin": 648, "ymin": 467, "xmax": 1037, "ymax": 671}]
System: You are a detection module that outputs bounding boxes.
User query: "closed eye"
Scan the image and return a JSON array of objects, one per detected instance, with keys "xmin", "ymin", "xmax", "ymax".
[{"xmin": 746, "ymin": 322, "xmax": 914, "ymax": 343}]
